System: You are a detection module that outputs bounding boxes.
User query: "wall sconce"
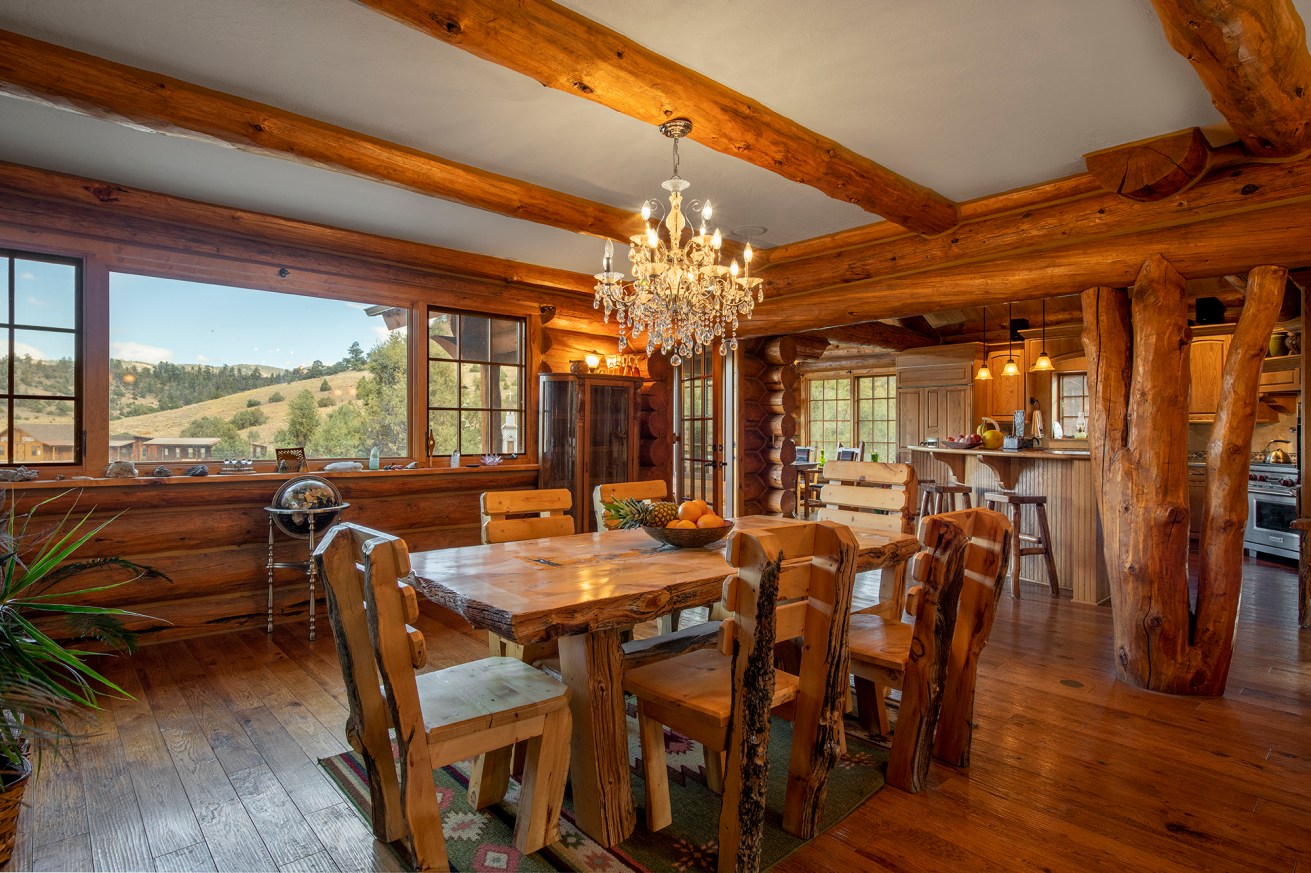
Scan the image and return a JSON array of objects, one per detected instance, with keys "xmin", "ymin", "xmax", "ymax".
[{"xmin": 585, "ymin": 353, "xmax": 601, "ymax": 372}]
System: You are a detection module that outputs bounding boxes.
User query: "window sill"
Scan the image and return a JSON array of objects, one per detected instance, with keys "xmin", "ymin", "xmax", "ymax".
[{"xmin": 1, "ymin": 462, "xmax": 540, "ymax": 490}]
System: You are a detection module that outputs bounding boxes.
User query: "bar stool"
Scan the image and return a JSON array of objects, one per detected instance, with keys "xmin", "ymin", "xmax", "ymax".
[
  {"xmin": 922, "ymin": 482, "xmax": 972, "ymax": 514},
  {"xmin": 983, "ymin": 492, "xmax": 1060, "ymax": 598},
  {"xmin": 916, "ymin": 478, "xmax": 936, "ymax": 523}
]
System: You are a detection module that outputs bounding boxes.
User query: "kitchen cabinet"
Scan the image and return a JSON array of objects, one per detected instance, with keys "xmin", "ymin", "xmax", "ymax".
[
  {"xmin": 894, "ymin": 343, "xmax": 984, "ymax": 462},
  {"xmin": 1188, "ymin": 332, "xmax": 1231, "ymax": 421},
  {"xmin": 1260, "ymin": 355, "xmax": 1301, "ymax": 393},
  {"xmin": 975, "ymin": 347, "xmax": 1029, "ymax": 421},
  {"xmin": 538, "ymin": 373, "xmax": 641, "ymax": 531}
]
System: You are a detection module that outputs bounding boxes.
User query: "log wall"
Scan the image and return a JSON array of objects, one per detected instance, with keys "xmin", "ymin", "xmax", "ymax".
[
  {"xmin": 21, "ymin": 467, "xmax": 539, "ymax": 645},
  {"xmin": 738, "ymin": 337, "xmax": 799, "ymax": 517}
]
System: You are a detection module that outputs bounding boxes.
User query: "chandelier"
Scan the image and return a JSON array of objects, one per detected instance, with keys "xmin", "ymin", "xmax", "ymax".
[{"xmin": 594, "ymin": 118, "xmax": 763, "ymax": 366}]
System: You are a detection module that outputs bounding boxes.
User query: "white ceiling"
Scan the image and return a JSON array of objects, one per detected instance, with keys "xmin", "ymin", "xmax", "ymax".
[{"xmin": 0, "ymin": 0, "xmax": 1300, "ymax": 276}]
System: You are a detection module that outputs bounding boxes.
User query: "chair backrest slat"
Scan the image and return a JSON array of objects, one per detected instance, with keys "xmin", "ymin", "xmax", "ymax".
[
  {"xmin": 593, "ymin": 480, "xmax": 668, "ymax": 529},
  {"xmin": 816, "ymin": 461, "xmax": 918, "ymax": 537},
  {"xmin": 480, "ymin": 488, "xmax": 575, "ymax": 545}
]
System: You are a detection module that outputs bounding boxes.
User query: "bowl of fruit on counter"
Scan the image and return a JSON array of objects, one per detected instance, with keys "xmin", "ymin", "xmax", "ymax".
[{"xmin": 601, "ymin": 496, "xmax": 734, "ymax": 548}]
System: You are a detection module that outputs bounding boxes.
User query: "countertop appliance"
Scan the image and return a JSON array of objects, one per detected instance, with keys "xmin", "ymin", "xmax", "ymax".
[{"xmin": 1245, "ymin": 462, "xmax": 1300, "ymax": 560}]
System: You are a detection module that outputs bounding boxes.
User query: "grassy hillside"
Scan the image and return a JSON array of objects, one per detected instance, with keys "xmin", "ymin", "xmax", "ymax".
[{"xmin": 111, "ymin": 370, "xmax": 365, "ymax": 440}]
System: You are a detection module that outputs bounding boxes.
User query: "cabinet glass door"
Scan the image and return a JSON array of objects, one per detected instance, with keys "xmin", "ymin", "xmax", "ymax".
[
  {"xmin": 539, "ymin": 378, "xmax": 577, "ymax": 496},
  {"xmin": 585, "ymin": 382, "xmax": 633, "ymax": 529}
]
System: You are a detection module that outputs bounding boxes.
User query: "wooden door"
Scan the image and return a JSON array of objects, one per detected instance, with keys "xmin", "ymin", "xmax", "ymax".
[
  {"xmin": 941, "ymin": 385, "xmax": 973, "ymax": 440},
  {"xmin": 896, "ymin": 388, "xmax": 923, "ymax": 463},
  {"xmin": 923, "ymin": 387, "xmax": 942, "ymax": 440},
  {"xmin": 987, "ymin": 350, "xmax": 1027, "ymax": 419},
  {"xmin": 675, "ymin": 349, "xmax": 725, "ymax": 510}
]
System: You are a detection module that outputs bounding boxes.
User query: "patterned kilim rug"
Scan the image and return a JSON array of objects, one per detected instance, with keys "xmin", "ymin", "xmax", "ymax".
[{"xmin": 319, "ymin": 704, "xmax": 889, "ymax": 872}]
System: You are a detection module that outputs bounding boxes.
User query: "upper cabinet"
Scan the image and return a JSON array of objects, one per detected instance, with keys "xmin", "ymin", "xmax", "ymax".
[
  {"xmin": 893, "ymin": 343, "xmax": 983, "ymax": 461},
  {"xmin": 975, "ymin": 346, "xmax": 1028, "ymax": 420},
  {"xmin": 1188, "ymin": 331, "xmax": 1231, "ymax": 421}
]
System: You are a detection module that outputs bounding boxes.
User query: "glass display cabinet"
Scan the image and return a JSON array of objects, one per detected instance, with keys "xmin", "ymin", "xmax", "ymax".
[{"xmin": 539, "ymin": 373, "xmax": 642, "ymax": 531}]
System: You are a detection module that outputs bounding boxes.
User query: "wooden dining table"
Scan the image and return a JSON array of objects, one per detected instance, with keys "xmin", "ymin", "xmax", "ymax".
[{"xmin": 407, "ymin": 514, "xmax": 919, "ymax": 847}]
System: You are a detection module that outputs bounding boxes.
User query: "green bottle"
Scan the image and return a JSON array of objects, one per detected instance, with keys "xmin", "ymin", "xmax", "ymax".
[{"xmin": 818, "ymin": 449, "xmax": 826, "ymax": 466}]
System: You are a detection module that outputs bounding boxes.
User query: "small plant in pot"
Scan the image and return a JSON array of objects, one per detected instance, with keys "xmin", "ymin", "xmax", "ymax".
[{"xmin": 0, "ymin": 491, "xmax": 165, "ymax": 867}]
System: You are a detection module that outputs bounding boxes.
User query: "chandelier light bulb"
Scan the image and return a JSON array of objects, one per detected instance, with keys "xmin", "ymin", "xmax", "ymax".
[
  {"xmin": 730, "ymin": 260, "xmax": 740, "ymax": 277},
  {"xmin": 744, "ymin": 243, "xmax": 753, "ymax": 263},
  {"xmin": 641, "ymin": 202, "xmax": 652, "ymax": 221},
  {"xmin": 646, "ymin": 227, "xmax": 659, "ymax": 248},
  {"xmin": 711, "ymin": 228, "xmax": 722, "ymax": 249},
  {"xmin": 703, "ymin": 200, "xmax": 713, "ymax": 220}
]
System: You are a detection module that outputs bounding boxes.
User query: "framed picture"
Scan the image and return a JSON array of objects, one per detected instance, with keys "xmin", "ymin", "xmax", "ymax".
[{"xmin": 275, "ymin": 447, "xmax": 308, "ymax": 473}]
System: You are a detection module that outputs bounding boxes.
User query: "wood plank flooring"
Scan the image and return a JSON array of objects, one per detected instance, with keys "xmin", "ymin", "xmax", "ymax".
[{"xmin": 8, "ymin": 557, "xmax": 1309, "ymax": 872}]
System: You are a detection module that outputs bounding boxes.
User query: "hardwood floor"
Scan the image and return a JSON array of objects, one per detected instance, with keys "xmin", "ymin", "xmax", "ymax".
[{"xmin": 9, "ymin": 557, "xmax": 1309, "ymax": 872}]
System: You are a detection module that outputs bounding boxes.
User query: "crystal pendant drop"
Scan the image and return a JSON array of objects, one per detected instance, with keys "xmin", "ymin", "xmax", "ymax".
[{"xmin": 670, "ymin": 353, "xmax": 682, "ymax": 367}]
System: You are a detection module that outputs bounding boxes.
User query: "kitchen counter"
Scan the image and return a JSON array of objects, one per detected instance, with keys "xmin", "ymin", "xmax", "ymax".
[{"xmin": 907, "ymin": 445, "xmax": 1107, "ymax": 605}]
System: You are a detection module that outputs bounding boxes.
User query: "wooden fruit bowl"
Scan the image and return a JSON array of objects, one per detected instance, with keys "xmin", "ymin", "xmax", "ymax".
[{"xmin": 642, "ymin": 521, "xmax": 735, "ymax": 549}]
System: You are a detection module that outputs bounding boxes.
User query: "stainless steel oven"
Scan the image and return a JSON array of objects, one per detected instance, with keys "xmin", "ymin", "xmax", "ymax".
[{"xmin": 1245, "ymin": 463, "xmax": 1300, "ymax": 560}]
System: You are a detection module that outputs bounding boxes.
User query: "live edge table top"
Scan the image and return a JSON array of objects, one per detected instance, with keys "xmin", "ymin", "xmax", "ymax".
[{"xmin": 408, "ymin": 515, "xmax": 919, "ymax": 645}]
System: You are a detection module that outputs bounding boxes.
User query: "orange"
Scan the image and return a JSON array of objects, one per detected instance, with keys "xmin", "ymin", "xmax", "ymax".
[
  {"xmin": 673, "ymin": 519, "xmax": 698, "ymax": 529},
  {"xmin": 677, "ymin": 501, "xmax": 705, "ymax": 522},
  {"xmin": 696, "ymin": 513, "xmax": 724, "ymax": 529},
  {"xmin": 692, "ymin": 498, "xmax": 710, "ymax": 514},
  {"xmin": 665, "ymin": 520, "xmax": 681, "ymax": 529}
]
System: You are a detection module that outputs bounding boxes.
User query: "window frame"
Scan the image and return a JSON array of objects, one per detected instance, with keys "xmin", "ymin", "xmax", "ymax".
[
  {"xmin": 1055, "ymin": 371, "xmax": 1090, "ymax": 437},
  {"xmin": 426, "ymin": 306, "xmax": 527, "ymax": 458},
  {"xmin": 0, "ymin": 248, "xmax": 84, "ymax": 468},
  {"xmin": 802, "ymin": 371, "xmax": 897, "ymax": 462}
]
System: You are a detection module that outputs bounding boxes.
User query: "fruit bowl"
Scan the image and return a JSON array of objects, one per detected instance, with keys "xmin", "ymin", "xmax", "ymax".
[
  {"xmin": 942, "ymin": 437, "xmax": 983, "ymax": 449},
  {"xmin": 642, "ymin": 521, "xmax": 735, "ymax": 549}
]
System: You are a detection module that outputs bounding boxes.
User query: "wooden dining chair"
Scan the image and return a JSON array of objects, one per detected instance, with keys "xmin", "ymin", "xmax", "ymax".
[
  {"xmin": 815, "ymin": 460, "xmax": 919, "ymax": 616},
  {"xmin": 848, "ymin": 507, "xmax": 1011, "ymax": 792},
  {"xmin": 480, "ymin": 488, "xmax": 575, "ymax": 544},
  {"xmin": 481, "ymin": 488, "xmax": 576, "ymax": 662},
  {"xmin": 314, "ymin": 523, "xmax": 572, "ymax": 870},
  {"xmin": 622, "ymin": 521, "xmax": 860, "ymax": 872},
  {"xmin": 593, "ymin": 480, "xmax": 667, "ymax": 530}
]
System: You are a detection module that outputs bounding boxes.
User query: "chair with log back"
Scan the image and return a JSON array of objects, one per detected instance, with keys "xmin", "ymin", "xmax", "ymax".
[
  {"xmin": 622, "ymin": 521, "xmax": 860, "ymax": 872},
  {"xmin": 847, "ymin": 507, "xmax": 1011, "ymax": 792},
  {"xmin": 815, "ymin": 460, "xmax": 919, "ymax": 616},
  {"xmin": 481, "ymin": 488, "xmax": 575, "ymax": 662},
  {"xmin": 314, "ymin": 523, "xmax": 572, "ymax": 870},
  {"xmin": 592, "ymin": 480, "xmax": 667, "ymax": 530}
]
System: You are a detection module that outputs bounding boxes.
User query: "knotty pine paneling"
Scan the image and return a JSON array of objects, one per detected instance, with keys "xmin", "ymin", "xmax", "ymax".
[{"xmin": 21, "ymin": 466, "xmax": 538, "ymax": 644}]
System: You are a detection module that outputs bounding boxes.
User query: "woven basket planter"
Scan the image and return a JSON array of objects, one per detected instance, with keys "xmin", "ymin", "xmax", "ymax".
[{"xmin": 0, "ymin": 758, "xmax": 33, "ymax": 868}]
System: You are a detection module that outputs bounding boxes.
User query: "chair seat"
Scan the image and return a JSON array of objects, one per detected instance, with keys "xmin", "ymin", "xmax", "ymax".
[
  {"xmin": 416, "ymin": 656, "xmax": 569, "ymax": 743},
  {"xmin": 623, "ymin": 648, "xmax": 799, "ymax": 730},
  {"xmin": 983, "ymin": 491, "xmax": 1047, "ymax": 505},
  {"xmin": 847, "ymin": 614, "xmax": 913, "ymax": 673}
]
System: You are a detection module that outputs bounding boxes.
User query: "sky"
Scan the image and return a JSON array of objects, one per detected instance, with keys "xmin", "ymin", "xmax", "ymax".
[
  {"xmin": 8, "ymin": 257, "xmax": 407, "ymax": 367},
  {"xmin": 104, "ymin": 272, "xmax": 405, "ymax": 369}
]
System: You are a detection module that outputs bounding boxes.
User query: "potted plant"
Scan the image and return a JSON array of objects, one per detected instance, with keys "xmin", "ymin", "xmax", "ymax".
[{"xmin": 0, "ymin": 490, "xmax": 164, "ymax": 866}]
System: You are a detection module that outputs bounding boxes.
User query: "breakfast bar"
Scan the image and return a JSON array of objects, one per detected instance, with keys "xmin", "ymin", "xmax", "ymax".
[{"xmin": 907, "ymin": 446, "xmax": 1108, "ymax": 604}]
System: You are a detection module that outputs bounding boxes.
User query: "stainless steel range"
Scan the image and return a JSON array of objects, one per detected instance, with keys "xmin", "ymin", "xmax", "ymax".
[{"xmin": 1246, "ymin": 462, "xmax": 1300, "ymax": 560}]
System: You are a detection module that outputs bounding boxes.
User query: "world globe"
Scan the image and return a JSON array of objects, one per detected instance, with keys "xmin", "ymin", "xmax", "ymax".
[{"xmin": 271, "ymin": 476, "xmax": 345, "ymax": 538}]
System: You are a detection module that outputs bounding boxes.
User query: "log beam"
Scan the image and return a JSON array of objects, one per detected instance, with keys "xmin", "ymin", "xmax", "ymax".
[
  {"xmin": 0, "ymin": 28, "xmax": 641, "ymax": 242},
  {"xmin": 800, "ymin": 320, "xmax": 937, "ymax": 351},
  {"xmin": 1084, "ymin": 127, "xmax": 1248, "ymax": 202},
  {"xmin": 743, "ymin": 156, "xmax": 1311, "ymax": 335},
  {"xmin": 356, "ymin": 0, "xmax": 960, "ymax": 235},
  {"xmin": 1150, "ymin": 0, "xmax": 1311, "ymax": 159}
]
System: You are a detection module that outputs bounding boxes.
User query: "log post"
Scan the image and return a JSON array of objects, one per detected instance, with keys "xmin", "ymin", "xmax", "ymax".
[{"xmin": 1082, "ymin": 256, "xmax": 1286, "ymax": 695}]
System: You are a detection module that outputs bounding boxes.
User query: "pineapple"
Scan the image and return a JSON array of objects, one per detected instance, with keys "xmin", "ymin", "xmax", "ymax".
[{"xmin": 600, "ymin": 497, "xmax": 679, "ymax": 529}]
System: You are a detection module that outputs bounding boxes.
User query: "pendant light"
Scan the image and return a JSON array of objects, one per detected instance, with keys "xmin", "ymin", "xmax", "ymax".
[
  {"xmin": 1031, "ymin": 298, "xmax": 1054, "ymax": 371},
  {"xmin": 1001, "ymin": 301, "xmax": 1020, "ymax": 376},
  {"xmin": 975, "ymin": 305, "xmax": 993, "ymax": 381}
]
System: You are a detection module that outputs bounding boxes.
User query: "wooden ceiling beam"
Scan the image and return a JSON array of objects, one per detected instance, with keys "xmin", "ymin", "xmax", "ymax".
[
  {"xmin": 740, "ymin": 160, "xmax": 1311, "ymax": 335},
  {"xmin": 1150, "ymin": 0, "xmax": 1311, "ymax": 159},
  {"xmin": 757, "ymin": 155, "xmax": 1311, "ymax": 301},
  {"xmin": 0, "ymin": 28, "xmax": 641, "ymax": 242},
  {"xmin": 0, "ymin": 160, "xmax": 597, "ymax": 298},
  {"xmin": 356, "ymin": 0, "xmax": 960, "ymax": 236},
  {"xmin": 799, "ymin": 320, "xmax": 937, "ymax": 351}
]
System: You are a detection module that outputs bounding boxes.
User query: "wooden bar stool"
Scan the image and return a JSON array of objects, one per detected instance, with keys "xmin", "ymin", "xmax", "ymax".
[
  {"xmin": 916, "ymin": 478, "xmax": 936, "ymax": 522},
  {"xmin": 922, "ymin": 482, "xmax": 972, "ymax": 514},
  {"xmin": 983, "ymin": 492, "xmax": 1060, "ymax": 598}
]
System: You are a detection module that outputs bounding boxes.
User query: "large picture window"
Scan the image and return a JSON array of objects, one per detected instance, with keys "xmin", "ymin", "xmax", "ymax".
[
  {"xmin": 427, "ymin": 308, "xmax": 525, "ymax": 456},
  {"xmin": 0, "ymin": 250, "xmax": 81, "ymax": 465},
  {"xmin": 805, "ymin": 373, "xmax": 896, "ymax": 461},
  {"xmin": 109, "ymin": 273, "xmax": 408, "ymax": 461}
]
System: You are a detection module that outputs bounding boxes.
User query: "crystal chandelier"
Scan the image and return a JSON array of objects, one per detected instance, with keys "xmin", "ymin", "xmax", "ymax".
[{"xmin": 594, "ymin": 118, "xmax": 763, "ymax": 366}]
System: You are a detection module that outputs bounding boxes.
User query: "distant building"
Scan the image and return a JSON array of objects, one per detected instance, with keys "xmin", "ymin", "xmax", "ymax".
[
  {"xmin": 142, "ymin": 437, "xmax": 220, "ymax": 461},
  {"xmin": 1, "ymin": 423, "xmax": 77, "ymax": 463},
  {"xmin": 109, "ymin": 433, "xmax": 148, "ymax": 461}
]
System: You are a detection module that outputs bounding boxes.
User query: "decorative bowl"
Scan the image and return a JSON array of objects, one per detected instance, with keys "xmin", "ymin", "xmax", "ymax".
[
  {"xmin": 642, "ymin": 521, "xmax": 735, "ymax": 549},
  {"xmin": 942, "ymin": 438, "xmax": 983, "ymax": 449}
]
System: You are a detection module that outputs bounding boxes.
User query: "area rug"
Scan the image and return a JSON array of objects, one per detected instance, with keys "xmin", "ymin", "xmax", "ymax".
[{"xmin": 319, "ymin": 705, "xmax": 889, "ymax": 872}]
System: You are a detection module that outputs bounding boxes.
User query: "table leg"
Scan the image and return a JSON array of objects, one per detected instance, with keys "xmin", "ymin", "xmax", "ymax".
[
  {"xmin": 306, "ymin": 515, "xmax": 318, "ymax": 642},
  {"xmin": 557, "ymin": 629, "xmax": 635, "ymax": 847}
]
